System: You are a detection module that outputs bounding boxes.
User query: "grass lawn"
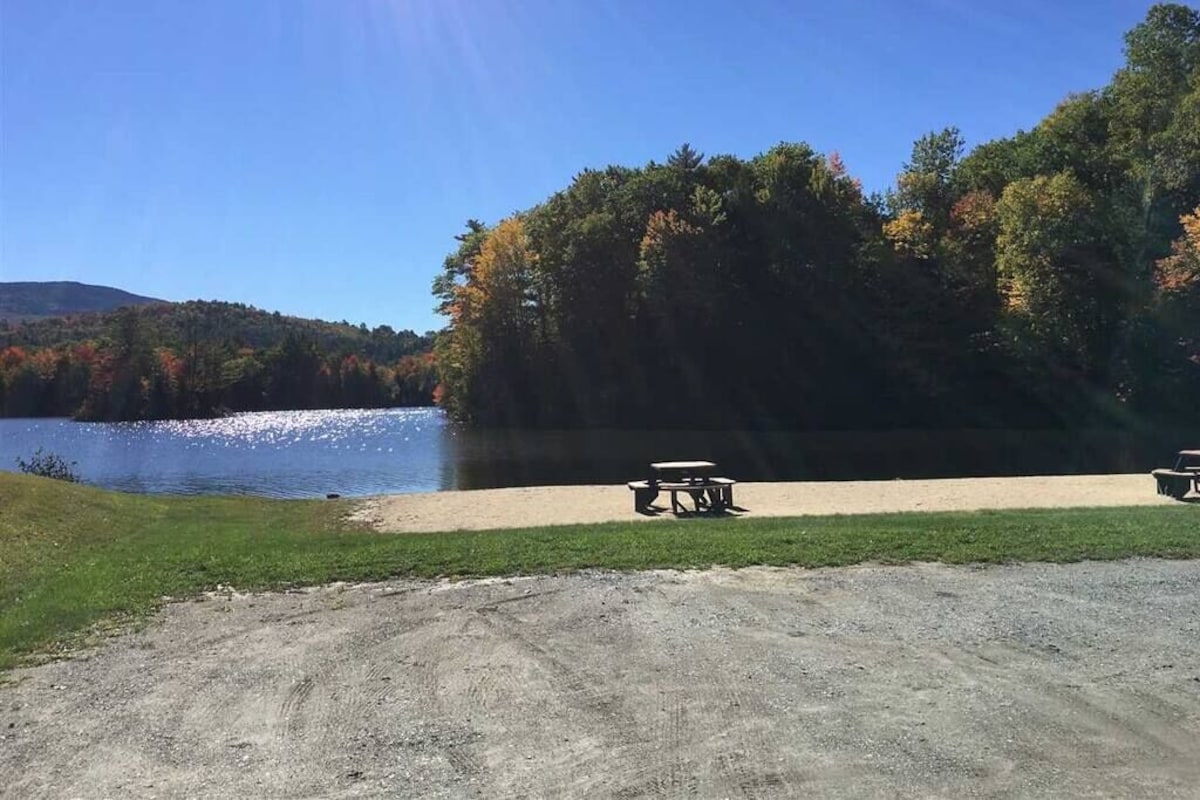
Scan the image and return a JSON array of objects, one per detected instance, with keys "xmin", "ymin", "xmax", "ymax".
[{"xmin": 1, "ymin": 472, "xmax": 1197, "ymax": 670}]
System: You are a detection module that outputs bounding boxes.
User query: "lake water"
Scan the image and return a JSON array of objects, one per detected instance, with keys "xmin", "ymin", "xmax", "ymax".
[
  {"xmin": 0, "ymin": 408, "xmax": 1192, "ymax": 498},
  {"xmin": 0, "ymin": 409, "xmax": 451, "ymax": 498}
]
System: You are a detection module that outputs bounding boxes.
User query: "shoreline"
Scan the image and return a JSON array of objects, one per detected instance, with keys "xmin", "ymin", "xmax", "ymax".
[{"xmin": 353, "ymin": 472, "xmax": 1177, "ymax": 533}]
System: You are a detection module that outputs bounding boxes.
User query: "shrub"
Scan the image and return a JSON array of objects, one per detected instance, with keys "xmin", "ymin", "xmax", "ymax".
[{"xmin": 16, "ymin": 448, "xmax": 80, "ymax": 483}]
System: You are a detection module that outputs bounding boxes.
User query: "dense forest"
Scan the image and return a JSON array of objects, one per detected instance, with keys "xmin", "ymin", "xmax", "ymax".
[
  {"xmin": 432, "ymin": 5, "xmax": 1200, "ymax": 431},
  {"xmin": 0, "ymin": 301, "xmax": 437, "ymax": 420}
]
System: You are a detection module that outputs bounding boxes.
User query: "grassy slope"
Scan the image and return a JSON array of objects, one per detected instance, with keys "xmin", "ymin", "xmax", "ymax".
[{"xmin": 1, "ymin": 472, "xmax": 1197, "ymax": 669}]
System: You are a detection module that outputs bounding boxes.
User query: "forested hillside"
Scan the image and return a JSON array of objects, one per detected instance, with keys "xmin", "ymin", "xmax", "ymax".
[
  {"xmin": 0, "ymin": 300, "xmax": 437, "ymax": 420},
  {"xmin": 433, "ymin": 5, "xmax": 1200, "ymax": 430},
  {"xmin": 0, "ymin": 281, "xmax": 163, "ymax": 321}
]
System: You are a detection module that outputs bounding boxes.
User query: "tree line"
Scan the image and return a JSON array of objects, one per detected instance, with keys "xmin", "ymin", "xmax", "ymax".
[
  {"xmin": 2, "ymin": 299, "xmax": 432, "ymax": 363},
  {"xmin": 432, "ymin": 4, "xmax": 1200, "ymax": 430},
  {"xmin": 0, "ymin": 302, "xmax": 437, "ymax": 420}
]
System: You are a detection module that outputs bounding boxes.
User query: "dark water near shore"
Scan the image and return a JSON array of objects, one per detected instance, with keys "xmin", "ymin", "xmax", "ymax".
[{"xmin": 0, "ymin": 408, "xmax": 1192, "ymax": 498}]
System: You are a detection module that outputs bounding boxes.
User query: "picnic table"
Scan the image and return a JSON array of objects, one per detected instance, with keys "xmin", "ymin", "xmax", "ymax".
[
  {"xmin": 1152, "ymin": 449, "xmax": 1200, "ymax": 500},
  {"xmin": 628, "ymin": 460, "xmax": 737, "ymax": 513},
  {"xmin": 650, "ymin": 460, "xmax": 718, "ymax": 483}
]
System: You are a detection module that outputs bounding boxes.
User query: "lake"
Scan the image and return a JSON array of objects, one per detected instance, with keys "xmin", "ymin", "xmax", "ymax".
[{"xmin": 0, "ymin": 408, "xmax": 1191, "ymax": 498}]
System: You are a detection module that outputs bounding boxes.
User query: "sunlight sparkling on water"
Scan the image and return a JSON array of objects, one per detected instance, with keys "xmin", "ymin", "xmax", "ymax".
[
  {"xmin": 144, "ymin": 408, "xmax": 427, "ymax": 449},
  {"xmin": 0, "ymin": 408, "xmax": 450, "ymax": 498}
]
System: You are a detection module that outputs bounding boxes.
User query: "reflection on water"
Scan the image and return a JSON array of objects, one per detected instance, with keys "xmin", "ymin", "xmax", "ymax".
[
  {"xmin": 445, "ymin": 427, "xmax": 1199, "ymax": 490},
  {"xmin": 0, "ymin": 408, "xmax": 1193, "ymax": 498}
]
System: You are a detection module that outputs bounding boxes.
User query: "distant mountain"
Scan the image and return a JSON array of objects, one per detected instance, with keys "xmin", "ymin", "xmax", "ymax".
[{"xmin": 0, "ymin": 281, "xmax": 165, "ymax": 321}]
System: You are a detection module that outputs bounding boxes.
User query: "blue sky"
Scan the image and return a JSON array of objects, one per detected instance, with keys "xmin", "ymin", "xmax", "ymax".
[{"xmin": 1, "ymin": 0, "xmax": 1161, "ymax": 333}]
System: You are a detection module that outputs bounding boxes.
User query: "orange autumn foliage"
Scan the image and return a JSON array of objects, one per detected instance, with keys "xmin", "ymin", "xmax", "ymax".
[
  {"xmin": 1154, "ymin": 206, "xmax": 1200, "ymax": 293},
  {"xmin": 1, "ymin": 346, "xmax": 28, "ymax": 370}
]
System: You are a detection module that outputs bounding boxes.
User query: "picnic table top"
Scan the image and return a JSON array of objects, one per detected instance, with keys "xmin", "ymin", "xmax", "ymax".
[
  {"xmin": 650, "ymin": 460, "xmax": 717, "ymax": 471},
  {"xmin": 1178, "ymin": 450, "xmax": 1200, "ymax": 457}
]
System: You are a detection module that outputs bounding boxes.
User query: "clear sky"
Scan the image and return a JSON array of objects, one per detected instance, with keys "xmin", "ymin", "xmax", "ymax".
[{"xmin": 0, "ymin": 0, "xmax": 1162, "ymax": 333}]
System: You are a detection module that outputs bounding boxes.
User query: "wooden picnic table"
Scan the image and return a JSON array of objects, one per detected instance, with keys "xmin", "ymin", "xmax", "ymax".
[
  {"xmin": 1175, "ymin": 450, "xmax": 1200, "ymax": 468},
  {"xmin": 1152, "ymin": 449, "xmax": 1200, "ymax": 499},
  {"xmin": 649, "ymin": 460, "xmax": 717, "ymax": 485},
  {"xmin": 629, "ymin": 460, "xmax": 736, "ymax": 514}
]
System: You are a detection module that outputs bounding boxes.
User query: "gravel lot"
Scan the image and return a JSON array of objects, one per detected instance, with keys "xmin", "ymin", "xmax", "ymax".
[{"xmin": 3, "ymin": 560, "xmax": 1199, "ymax": 798}]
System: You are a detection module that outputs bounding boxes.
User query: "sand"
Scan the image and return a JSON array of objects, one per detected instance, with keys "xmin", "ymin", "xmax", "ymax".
[{"xmin": 351, "ymin": 473, "xmax": 1178, "ymax": 533}]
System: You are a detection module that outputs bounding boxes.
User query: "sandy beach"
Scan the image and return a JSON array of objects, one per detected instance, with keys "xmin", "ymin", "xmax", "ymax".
[{"xmin": 351, "ymin": 472, "xmax": 1176, "ymax": 533}]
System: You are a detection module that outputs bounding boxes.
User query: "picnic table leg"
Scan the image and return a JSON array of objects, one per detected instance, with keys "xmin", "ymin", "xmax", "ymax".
[
  {"xmin": 647, "ymin": 487, "xmax": 659, "ymax": 509},
  {"xmin": 705, "ymin": 487, "xmax": 724, "ymax": 511}
]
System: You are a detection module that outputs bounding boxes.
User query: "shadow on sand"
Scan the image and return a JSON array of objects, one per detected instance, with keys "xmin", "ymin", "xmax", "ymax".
[{"xmin": 635, "ymin": 504, "xmax": 750, "ymax": 519}]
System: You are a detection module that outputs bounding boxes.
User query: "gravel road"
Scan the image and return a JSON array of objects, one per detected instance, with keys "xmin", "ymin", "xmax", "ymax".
[{"xmin": 3, "ymin": 560, "xmax": 1200, "ymax": 798}]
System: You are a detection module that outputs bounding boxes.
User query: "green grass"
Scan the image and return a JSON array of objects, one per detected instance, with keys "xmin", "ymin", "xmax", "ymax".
[{"xmin": 1, "ymin": 472, "xmax": 1197, "ymax": 670}]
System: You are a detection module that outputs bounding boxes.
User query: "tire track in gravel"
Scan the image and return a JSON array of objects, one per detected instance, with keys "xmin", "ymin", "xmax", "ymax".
[
  {"xmin": 278, "ymin": 675, "xmax": 315, "ymax": 739},
  {"xmin": 596, "ymin": 586, "xmax": 703, "ymax": 800},
  {"xmin": 474, "ymin": 602, "xmax": 635, "ymax": 731},
  {"xmin": 399, "ymin": 611, "xmax": 492, "ymax": 784},
  {"xmin": 470, "ymin": 585, "xmax": 670, "ymax": 798},
  {"xmin": 455, "ymin": 614, "xmax": 519, "ymax": 719},
  {"xmin": 632, "ymin": 689, "xmax": 700, "ymax": 798},
  {"xmin": 695, "ymin": 581, "xmax": 809, "ymax": 799},
  {"xmin": 265, "ymin": 598, "xmax": 442, "ymax": 789}
]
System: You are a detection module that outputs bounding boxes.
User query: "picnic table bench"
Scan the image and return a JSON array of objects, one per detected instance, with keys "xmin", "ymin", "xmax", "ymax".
[
  {"xmin": 628, "ymin": 460, "xmax": 737, "ymax": 513},
  {"xmin": 1152, "ymin": 449, "xmax": 1200, "ymax": 499}
]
